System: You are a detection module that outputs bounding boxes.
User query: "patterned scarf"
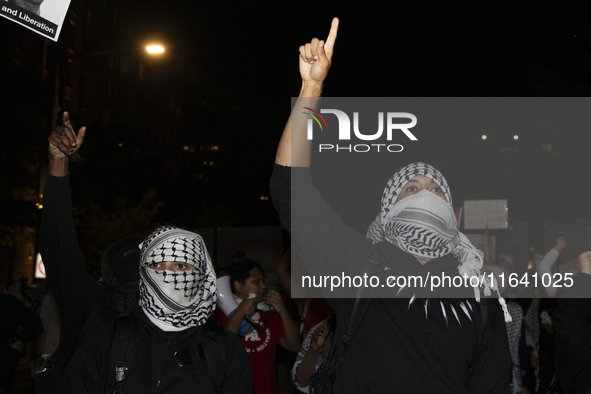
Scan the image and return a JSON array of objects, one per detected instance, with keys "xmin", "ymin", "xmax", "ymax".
[
  {"xmin": 139, "ymin": 226, "xmax": 217, "ymax": 331},
  {"xmin": 366, "ymin": 162, "xmax": 511, "ymax": 322}
]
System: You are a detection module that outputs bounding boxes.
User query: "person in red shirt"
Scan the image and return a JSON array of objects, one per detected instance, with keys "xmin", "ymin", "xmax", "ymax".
[{"xmin": 215, "ymin": 260, "xmax": 301, "ymax": 394}]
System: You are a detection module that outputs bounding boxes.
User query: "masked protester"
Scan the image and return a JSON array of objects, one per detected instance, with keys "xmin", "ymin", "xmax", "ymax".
[
  {"xmin": 37, "ymin": 113, "xmax": 250, "ymax": 394},
  {"xmin": 59, "ymin": 226, "xmax": 251, "ymax": 393},
  {"xmin": 270, "ymin": 19, "xmax": 510, "ymax": 393}
]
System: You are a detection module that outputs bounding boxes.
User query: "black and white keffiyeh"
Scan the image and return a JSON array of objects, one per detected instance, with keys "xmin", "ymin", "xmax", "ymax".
[
  {"xmin": 366, "ymin": 162, "xmax": 511, "ymax": 322},
  {"xmin": 139, "ymin": 226, "xmax": 217, "ymax": 331}
]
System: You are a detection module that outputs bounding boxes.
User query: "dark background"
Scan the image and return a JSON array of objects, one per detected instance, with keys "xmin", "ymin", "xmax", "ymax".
[{"xmin": 2, "ymin": 0, "xmax": 591, "ymax": 271}]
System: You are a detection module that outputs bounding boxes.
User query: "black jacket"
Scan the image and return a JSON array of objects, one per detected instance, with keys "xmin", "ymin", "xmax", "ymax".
[
  {"xmin": 554, "ymin": 273, "xmax": 591, "ymax": 393},
  {"xmin": 59, "ymin": 306, "xmax": 252, "ymax": 393},
  {"xmin": 269, "ymin": 164, "xmax": 510, "ymax": 393}
]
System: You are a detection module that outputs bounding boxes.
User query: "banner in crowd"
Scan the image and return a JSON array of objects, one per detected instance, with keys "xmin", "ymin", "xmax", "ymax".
[
  {"xmin": 1, "ymin": 0, "xmax": 71, "ymax": 41},
  {"xmin": 463, "ymin": 199, "xmax": 509, "ymax": 230}
]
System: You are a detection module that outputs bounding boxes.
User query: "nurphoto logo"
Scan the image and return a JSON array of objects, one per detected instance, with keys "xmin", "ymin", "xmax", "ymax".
[{"xmin": 303, "ymin": 108, "xmax": 418, "ymax": 153}]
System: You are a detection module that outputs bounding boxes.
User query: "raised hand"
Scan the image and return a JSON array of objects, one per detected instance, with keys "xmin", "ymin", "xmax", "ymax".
[
  {"xmin": 298, "ymin": 17, "xmax": 339, "ymax": 84},
  {"xmin": 48, "ymin": 111, "xmax": 86, "ymax": 161},
  {"xmin": 554, "ymin": 236, "xmax": 567, "ymax": 252},
  {"xmin": 262, "ymin": 289, "xmax": 286, "ymax": 314},
  {"xmin": 310, "ymin": 325, "xmax": 330, "ymax": 353},
  {"xmin": 235, "ymin": 297, "xmax": 258, "ymax": 318}
]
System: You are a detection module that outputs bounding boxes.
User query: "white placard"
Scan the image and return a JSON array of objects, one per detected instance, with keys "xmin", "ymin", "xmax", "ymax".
[
  {"xmin": 463, "ymin": 199, "xmax": 508, "ymax": 230},
  {"xmin": 34, "ymin": 253, "xmax": 46, "ymax": 279},
  {"xmin": 1, "ymin": 0, "xmax": 71, "ymax": 42}
]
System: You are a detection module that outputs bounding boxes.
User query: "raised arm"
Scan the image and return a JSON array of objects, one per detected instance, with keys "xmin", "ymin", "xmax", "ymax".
[
  {"xmin": 263, "ymin": 290, "xmax": 302, "ymax": 352},
  {"xmin": 39, "ymin": 113, "xmax": 103, "ymax": 328},
  {"xmin": 270, "ymin": 18, "xmax": 373, "ymax": 281},
  {"xmin": 537, "ymin": 236, "xmax": 567, "ymax": 297},
  {"xmin": 275, "ymin": 17, "xmax": 339, "ymax": 168}
]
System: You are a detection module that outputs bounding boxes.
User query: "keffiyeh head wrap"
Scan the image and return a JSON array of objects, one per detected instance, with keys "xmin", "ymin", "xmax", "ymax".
[
  {"xmin": 139, "ymin": 226, "xmax": 217, "ymax": 331},
  {"xmin": 366, "ymin": 162, "xmax": 511, "ymax": 322}
]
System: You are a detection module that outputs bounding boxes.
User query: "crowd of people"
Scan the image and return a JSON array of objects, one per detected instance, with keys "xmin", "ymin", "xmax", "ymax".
[{"xmin": 1, "ymin": 17, "xmax": 590, "ymax": 394}]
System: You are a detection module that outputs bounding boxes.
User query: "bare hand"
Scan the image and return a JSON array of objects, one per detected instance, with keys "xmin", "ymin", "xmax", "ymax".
[
  {"xmin": 262, "ymin": 289, "xmax": 286, "ymax": 314},
  {"xmin": 578, "ymin": 251, "xmax": 591, "ymax": 275},
  {"xmin": 298, "ymin": 18, "xmax": 339, "ymax": 84},
  {"xmin": 310, "ymin": 325, "xmax": 330, "ymax": 353},
  {"xmin": 554, "ymin": 236, "xmax": 567, "ymax": 252},
  {"xmin": 48, "ymin": 112, "xmax": 86, "ymax": 160},
  {"xmin": 235, "ymin": 297, "xmax": 258, "ymax": 318}
]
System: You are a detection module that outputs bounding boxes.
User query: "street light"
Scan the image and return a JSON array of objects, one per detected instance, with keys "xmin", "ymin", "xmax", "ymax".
[
  {"xmin": 79, "ymin": 44, "xmax": 166, "ymax": 58},
  {"xmin": 146, "ymin": 45, "xmax": 165, "ymax": 54}
]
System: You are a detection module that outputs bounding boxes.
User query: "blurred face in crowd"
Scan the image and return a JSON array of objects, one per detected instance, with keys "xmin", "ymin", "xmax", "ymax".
[
  {"xmin": 234, "ymin": 268, "xmax": 265, "ymax": 301},
  {"xmin": 395, "ymin": 175, "xmax": 448, "ymax": 203}
]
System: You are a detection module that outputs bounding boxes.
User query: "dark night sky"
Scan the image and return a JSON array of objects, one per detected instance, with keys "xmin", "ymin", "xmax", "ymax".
[
  {"xmin": 139, "ymin": 1, "xmax": 591, "ymax": 236},
  {"xmin": 3, "ymin": 0, "xmax": 591, "ymax": 252}
]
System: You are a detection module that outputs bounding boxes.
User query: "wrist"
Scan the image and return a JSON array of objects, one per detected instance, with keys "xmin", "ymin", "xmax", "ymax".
[
  {"xmin": 300, "ymin": 81, "xmax": 323, "ymax": 97},
  {"xmin": 48, "ymin": 156, "xmax": 69, "ymax": 177},
  {"xmin": 276, "ymin": 306, "xmax": 288, "ymax": 316},
  {"xmin": 233, "ymin": 309, "xmax": 248, "ymax": 319}
]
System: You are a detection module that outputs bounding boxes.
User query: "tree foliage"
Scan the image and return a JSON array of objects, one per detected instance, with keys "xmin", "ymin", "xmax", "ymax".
[{"xmin": 74, "ymin": 189, "xmax": 164, "ymax": 272}]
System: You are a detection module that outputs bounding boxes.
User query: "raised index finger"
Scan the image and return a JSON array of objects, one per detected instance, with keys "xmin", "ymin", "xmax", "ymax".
[
  {"xmin": 324, "ymin": 17, "xmax": 339, "ymax": 57},
  {"xmin": 62, "ymin": 111, "xmax": 73, "ymax": 130}
]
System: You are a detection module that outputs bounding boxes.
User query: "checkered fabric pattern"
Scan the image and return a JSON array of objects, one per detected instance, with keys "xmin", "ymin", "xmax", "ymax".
[
  {"xmin": 365, "ymin": 163, "xmax": 513, "ymax": 322},
  {"xmin": 507, "ymin": 301, "xmax": 524, "ymax": 392},
  {"xmin": 381, "ymin": 162, "xmax": 452, "ymax": 209},
  {"xmin": 366, "ymin": 162, "xmax": 457, "ymax": 260},
  {"xmin": 138, "ymin": 226, "xmax": 217, "ymax": 330}
]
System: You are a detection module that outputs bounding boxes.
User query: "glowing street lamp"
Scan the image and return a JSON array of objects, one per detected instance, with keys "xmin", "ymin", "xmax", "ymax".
[
  {"xmin": 74, "ymin": 44, "xmax": 166, "ymax": 58},
  {"xmin": 146, "ymin": 45, "xmax": 165, "ymax": 54}
]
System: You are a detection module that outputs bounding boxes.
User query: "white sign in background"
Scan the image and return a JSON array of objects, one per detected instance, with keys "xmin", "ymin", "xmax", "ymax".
[
  {"xmin": 463, "ymin": 199, "xmax": 509, "ymax": 230},
  {"xmin": 34, "ymin": 253, "xmax": 46, "ymax": 279},
  {"xmin": 465, "ymin": 234, "xmax": 496, "ymax": 264},
  {"xmin": 1, "ymin": 0, "xmax": 71, "ymax": 41}
]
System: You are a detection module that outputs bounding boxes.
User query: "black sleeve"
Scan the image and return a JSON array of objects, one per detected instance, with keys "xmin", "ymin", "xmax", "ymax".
[
  {"xmin": 269, "ymin": 164, "xmax": 373, "ymax": 279},
  {"xmin": 57, "ymin": 322, "xmax": 113, "ymax": 394},
  {"xmin": 269, "ymin": 163, "xmax": 292, "ymax": 233},
  {"xmin": 222, "ymin": 330, "xmax": 252, "ymax": 394},
  {"xmin": 468, "ymin": 299, "xmax": 511, "ymax": 393},
  {"xmin": 39, "ymin": 175, "xmax": 105, "ymax": 330},
  {"xmin": 554, "ymin": 273, "xmax": 591, "ymax": 393}
]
